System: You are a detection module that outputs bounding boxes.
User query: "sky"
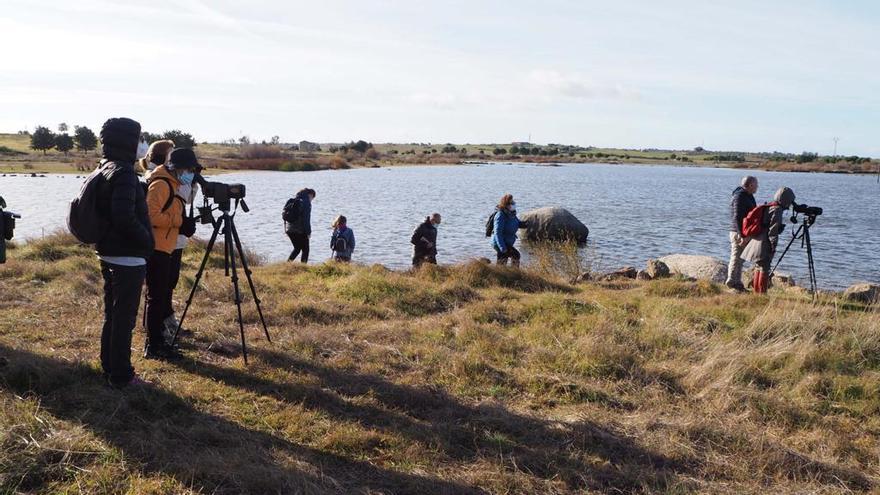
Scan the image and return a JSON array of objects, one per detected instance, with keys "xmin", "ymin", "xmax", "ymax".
[{"xmin": 2, "ymin": 0, "xmax": 879, "ymax": 155}]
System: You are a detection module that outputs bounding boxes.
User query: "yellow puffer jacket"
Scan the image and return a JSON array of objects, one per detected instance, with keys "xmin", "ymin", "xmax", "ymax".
[{"xmin": 145, "ymin": 165, "xmax": 184, "ymax": 254}]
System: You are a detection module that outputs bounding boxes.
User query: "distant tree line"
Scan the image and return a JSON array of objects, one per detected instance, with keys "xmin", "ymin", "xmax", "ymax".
[{"xmin": 29, "ymin": 123, "xmax": 197, "ymax": 156}]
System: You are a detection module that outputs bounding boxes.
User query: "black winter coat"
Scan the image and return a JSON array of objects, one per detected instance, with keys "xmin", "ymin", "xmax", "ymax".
[
  {"xmin": 95, "ymin": 161, "xmax": 155, "ymax": 259},
  {"xmin": 730, "ymin": 186, "xmax": 757, "ymax": 233},
  {"xmin": 284, "ymin": 192, "xmax": 312, "ymax": 235},
  {"xmin": 411, "ymin": 219, "xmax": 437, "ymax": 257}
]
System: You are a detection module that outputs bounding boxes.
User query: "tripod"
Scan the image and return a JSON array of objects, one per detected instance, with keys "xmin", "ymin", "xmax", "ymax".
[
  {"xmin": 170, "ymin": 198, "xmax": 270, "ymax": 364},
  {"xmin": 770, "ymin": 214, "xmax": 818, "ymax": 297}
]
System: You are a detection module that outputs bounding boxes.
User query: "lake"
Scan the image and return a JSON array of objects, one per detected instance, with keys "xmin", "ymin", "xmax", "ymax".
[{"xmin": 2, "ymin": 163, "xmax": 878, "ymax": 289}]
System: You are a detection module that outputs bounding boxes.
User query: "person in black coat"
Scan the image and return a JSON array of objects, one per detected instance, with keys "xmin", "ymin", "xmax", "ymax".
[
  {"xmin": 411, "ymin": 213, "xmax": 441, "ymax": 267},
  {"xmin": 726, "ymin": 176, "xmax": 758, "ymax": 291},
  {"xmin": 284, "ymin": 188, "xmax": 315, "ymax": 263},
  {"xmin": 95, "ymin": 117, "xmax": 155, "ymax": 388}
]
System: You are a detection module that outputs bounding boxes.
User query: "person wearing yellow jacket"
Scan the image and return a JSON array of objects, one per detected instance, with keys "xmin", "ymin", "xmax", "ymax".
[{"xmin": 143, "ymin": 148, "xmax": 199, "ymax": 359}]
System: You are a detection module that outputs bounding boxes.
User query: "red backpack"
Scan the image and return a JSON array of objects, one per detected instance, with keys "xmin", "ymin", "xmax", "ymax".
[{"xmin": 741, "ymin": 201, "xmax": 778, "ymax": 237}]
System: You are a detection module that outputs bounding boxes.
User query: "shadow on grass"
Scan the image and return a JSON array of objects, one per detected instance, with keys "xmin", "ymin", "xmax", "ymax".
[
  {"xmin": 0, "ymin": 344, "xmax": 487, "ymax": 495},
  {"xmin": 171, "ymin": 344, "xmax": 695, "ymax": 493}
]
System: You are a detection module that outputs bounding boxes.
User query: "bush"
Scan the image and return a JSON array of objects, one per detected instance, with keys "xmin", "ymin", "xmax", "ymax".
[
  {"xmin": 240, "ymin": 144, "xmax": 282, "ymax": 159},
  {"xmin": 30, "ymin": 126, "xmax": 55, "ymax": 154}
]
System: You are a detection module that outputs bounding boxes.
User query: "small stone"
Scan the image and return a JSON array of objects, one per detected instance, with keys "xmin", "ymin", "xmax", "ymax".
[
  {"xmin": 602, "ymin": 266, "xmax": 638, "ymax": 281},
  {"xmin": 636, "ymin": 270, "xmax": 652, "ymax": 281}
]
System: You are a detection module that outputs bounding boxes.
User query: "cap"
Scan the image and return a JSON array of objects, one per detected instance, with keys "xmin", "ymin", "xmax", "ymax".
[{"xmin": 168, "ymin": 148, "xmax": 200, "ymax": 170}]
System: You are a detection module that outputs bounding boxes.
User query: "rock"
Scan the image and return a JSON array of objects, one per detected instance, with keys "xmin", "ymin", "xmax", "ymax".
[
  {"xmin": 575, "ymin": 272, "xmax": 592, "ymax": 283},
  {"xmin": 602, "ymin": 266, "xmax": 637, "ymax": 281},
  {"xmin": 773, "ymin": 273, "xmax": 797, "ymax": 288},
  {"xmin": 843, "ymin": 283, "xmax": 880, "ymax": 303},
  {"xmin": 646, "ymin": 259, "xmax": 670, "ymax": 279},
  {"xmin": 518, "ymin": 207, "xmax": 589, "ymax": 243},
  {"xmin": 636, "ymin": 270, "xmax": 652, "ymax": 281},
  {"xmin": 658, "ymin": 254, "xmax": 726, "ymax": 283}
]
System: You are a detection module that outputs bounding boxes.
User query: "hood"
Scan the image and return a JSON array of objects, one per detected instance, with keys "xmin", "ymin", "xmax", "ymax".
[
  {"xmin": 732, "ymin": 186, "xmax": 746, "ymax": 195},
  {"xmin": 145, "ymin": 164, "xmax": 181, "ymax": 188},
  {"xmin": 100, "ymin": 117, "xmax": 141, "ymax": 163},
  {"xmin": 296, "ymin": 191, "xmax": 311, "ymax": 201},
  {"xmin": 773, "ymin": 187, "xmax": 795, "ymax": 208}
]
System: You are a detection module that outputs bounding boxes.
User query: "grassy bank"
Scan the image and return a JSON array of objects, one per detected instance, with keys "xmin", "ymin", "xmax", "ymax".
[
  {"xmin": 3, "ymin": 133, "xmax": 877, "ymax": 175},
  {"xmin": 0, "ymin": 234, "xmax": 877, "ymax": 493}
]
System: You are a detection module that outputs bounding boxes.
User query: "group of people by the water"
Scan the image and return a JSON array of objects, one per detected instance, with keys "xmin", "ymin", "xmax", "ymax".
[
  {"xmin": 75, "ymin": 116, "xmax": 802, "ymax": 389},
  {"xmin": 280, "ymin": 190, "xmax": 526, "ymax": 267},
  {"xmin": 726, "ymin": 175, "xmax": 797, "ymax": 294}
]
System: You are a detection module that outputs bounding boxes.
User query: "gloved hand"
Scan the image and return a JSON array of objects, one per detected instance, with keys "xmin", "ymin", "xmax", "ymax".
[{"xmin": 180, "ymin": 216, "xmax": 197, "ymax": 237}]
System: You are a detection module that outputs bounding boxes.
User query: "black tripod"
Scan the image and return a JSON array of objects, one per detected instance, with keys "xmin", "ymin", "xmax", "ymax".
[
  {"xmin": 770, "ymin": 214, "xmax": 818, "ymax": 297},
  {"xmin": 170, "ymin": 198, "xmax": 270, "ymax": 363}
]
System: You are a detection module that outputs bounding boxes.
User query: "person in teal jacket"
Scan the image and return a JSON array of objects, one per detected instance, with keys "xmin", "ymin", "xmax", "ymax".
[{"xmin": 491, "ymin": 193, "xmax": 525, "ymax": 266}]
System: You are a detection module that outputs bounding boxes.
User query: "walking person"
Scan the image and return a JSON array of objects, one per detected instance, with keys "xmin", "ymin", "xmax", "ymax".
[
  {"xmin": 143, "ymin": 148, "xmax": 199, "ymax": 359},
  {"xmin": 330, "ymin": 215, "xmax": 356, "ymax": 262},
  {"xmin": 411, "ymin": 213, "xmax": 441, "ymax": 267},
  {"xmin": 741, "ymin": 187, "xmax": 795, "ymax": 293},
  {"xmin": 283, "ymin": 188, "xmax": 315, "ymax": 263},
  {"xmin": 95, "ymin": 117, "xmax": 155, "ymax": 388},
  {"xmin": 726, "ymin": 176, "xmax": 758, "ymax": 291},
  {"xmin": 491, "ymin": 194, "xmax": 524, "ymax": 266}
]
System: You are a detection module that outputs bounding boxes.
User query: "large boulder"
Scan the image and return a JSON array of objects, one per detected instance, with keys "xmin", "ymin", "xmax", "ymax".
[
  {"xmin": 843, "ymin": 283, "xmax": 880, "ymax": 303},
  {"xmin": 646, "ymin": 259, "xmax": 670, "ymax": 279},
  {"xmin": 519, "ymin": 207, "xmax": 589, "ymax": 243},
  {"xmin": 658, "ymin": 254, "xmax": 726, "ymax": 283}
]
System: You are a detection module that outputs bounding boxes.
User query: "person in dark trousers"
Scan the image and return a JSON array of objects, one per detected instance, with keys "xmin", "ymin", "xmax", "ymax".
[
  {"xmin": 741, "ymin": 187, "xmax": 795, "ymax": 293},
  {"xmin": 143, "ymin": 148, "xmax": 199, "ymax": 359},
  {"xmin": 411, "ymin": 213, "xmax": 441, "ymax": 267},
  {"xmin": 492, "ymin": 194, "xmax": 525, "ymax": 266},
  {"xmin": 330, "ymin": 215, "xmax": 356, "ymax": 262},
  {"xmin": 726, "ymin": 175, "xmax": 758, "ymax": 291},
  {"xmin": 95, "ymin": 117, "xmax": 155, "ymax": 388},
  {"xmin": 284, "ymin": 188, "xmax": 315, "ymax": 262}
]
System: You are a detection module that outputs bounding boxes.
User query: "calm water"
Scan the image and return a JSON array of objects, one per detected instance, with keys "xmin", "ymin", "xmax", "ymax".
[{"xmin": 2, "ymin": 163, "xmax": 878, "ymax": 289}]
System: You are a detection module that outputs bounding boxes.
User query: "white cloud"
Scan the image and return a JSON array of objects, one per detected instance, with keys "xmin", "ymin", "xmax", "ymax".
[{"xmin": 527, "ymin": 70, "xmax": 642, "ymax": 102}]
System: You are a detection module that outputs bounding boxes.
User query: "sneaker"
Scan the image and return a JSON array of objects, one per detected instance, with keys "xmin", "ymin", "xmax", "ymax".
[{"xmin": 143, "ymin": 344, "xmax": 182, "ymax": 361}]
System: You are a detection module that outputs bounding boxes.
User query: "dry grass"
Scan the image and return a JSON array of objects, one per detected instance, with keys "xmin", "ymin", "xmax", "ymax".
[{"xmin": 0, "ymin": 233, "xmax": 877, "ymax": 494}]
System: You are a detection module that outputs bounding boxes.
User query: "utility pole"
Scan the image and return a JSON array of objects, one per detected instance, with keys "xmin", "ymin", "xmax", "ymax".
[{"xmin": 832, "ymin": 137, "xmax": 839, "ymax": 158}]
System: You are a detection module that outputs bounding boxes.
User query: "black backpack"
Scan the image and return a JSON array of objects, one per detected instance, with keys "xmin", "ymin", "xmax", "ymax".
[
  {"xmin": 485, "ymin": 211, "xmax": 497, "ymax": 237},
  {"xmin": 67, "ymin": 161, "xmax": 110, "ymax": 244},
  {"xmin": 333, "ymin": 232, "xmax": 348, "ymax": 252},
  {"xmin": 282, "ymin": 198, "xmax": 302, "ymax": 223}
]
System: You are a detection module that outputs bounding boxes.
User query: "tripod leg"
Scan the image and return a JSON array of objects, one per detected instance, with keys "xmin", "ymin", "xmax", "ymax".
[
  {"xmin": 770, "ymin": 224, "xmax": 803, "ymax": 278},
  {"xmin": 230, "ymin": 220, "xmax": 271, "ymax": 342},
  {"xmin": 171, "ymin": 217, "xmax": 223, "ymax": 346},
  {"xmin": 225, "ymin": 216, "xmax": 249, "ymax": 364},
  {"xmin": 804, "ymin": 226, "xmax": 817, "ymax": 297}
]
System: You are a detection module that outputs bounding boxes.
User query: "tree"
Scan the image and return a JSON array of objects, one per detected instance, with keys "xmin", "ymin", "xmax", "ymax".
[
  {"xmin": 163, "ymin": 130, "xmax": 197, "ymax": 148},
  {"xmin": 492, "ymin": 147, "xmax": 507, "ymax": 155},
  {"xmin": 58, "ymin": 122, "xmax": 68, "ymax": 133},
  {"xmin": 238, "ymin": 135, "xmax": 250, "ymax": 146},
  {"xmin": 441, "ymin": 145, "xmax": 458, "ymax": 153},
  {"xmin": 141, "ymin": 131, "xmax": 162, "ymax": 143},
  {"xmin": 270, "ymin": 135, "xmax": 280, "ymax": 145},
  {"xmin": 55, "ymin": 133, "xmax": 74, "ymax": 155},
  {"xmin": 350, "ymin": 140, "xmax": 371, "ymax": 153},
  {"xmin": 30, "ymin": 126, "xmax": 56, "ymax": 154},
  {"xmin": 74, "ymin": 126, "xmax": 98, "ymax": 154}
]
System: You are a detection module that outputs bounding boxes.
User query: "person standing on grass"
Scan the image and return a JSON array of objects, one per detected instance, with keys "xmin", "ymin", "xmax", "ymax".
[
  {"xmin": 95, "ymin": 117, "xmax": 154, "ymax": 388},
  {"xmin": 330, "ymin": 215, "xmax": 355, "ymax": 262},
  {"xmin": 741, "ymin": 187, "xmax": 795, "ymax": 293},
  {"xmin": 143, "ymin": 148, "xmax": 199, "ymax": 360},
  {"xmin": 726, "ymin": 175, "xmax": 758, "ymax": 291},
  {"xmin": 411, "ymin": 213, "xmax": 441, "ymax": 267},
  {"xmin": 491, "ymin": 194, "xmax": 525, "ymax": 266},
  {"xmin": 284, "ymin": 188, "xmax": 315, "ymax": 263}
]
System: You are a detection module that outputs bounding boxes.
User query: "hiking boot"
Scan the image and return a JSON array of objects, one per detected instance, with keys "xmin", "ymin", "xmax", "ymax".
[
  {"xmin": 109, "ymin": 373, "xmax": 150, "ymax": 389},
  {"xmin": 163, "ymin": 315, "xmax": 190, "ymax": 339},
  {"xmin": 143, "ymin": 343, "xmax": 182, "ymax": 361}
]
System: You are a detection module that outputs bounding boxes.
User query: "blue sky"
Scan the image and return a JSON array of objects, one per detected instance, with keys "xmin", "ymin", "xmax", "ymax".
[{"xmin": 2, "ymin": 0, "xmax": 878, "ymax": 155}]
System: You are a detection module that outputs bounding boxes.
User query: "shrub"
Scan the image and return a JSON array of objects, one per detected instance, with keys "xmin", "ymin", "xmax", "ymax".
[{"xmin": 240, "ymin": 144, "xmax": 282, "ymax": 159}]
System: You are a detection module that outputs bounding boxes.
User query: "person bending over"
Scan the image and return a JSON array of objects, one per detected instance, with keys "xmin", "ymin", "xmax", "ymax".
[{"xmin": 411, "ymin": 213, "xmax": 441, "ymax": 267}]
